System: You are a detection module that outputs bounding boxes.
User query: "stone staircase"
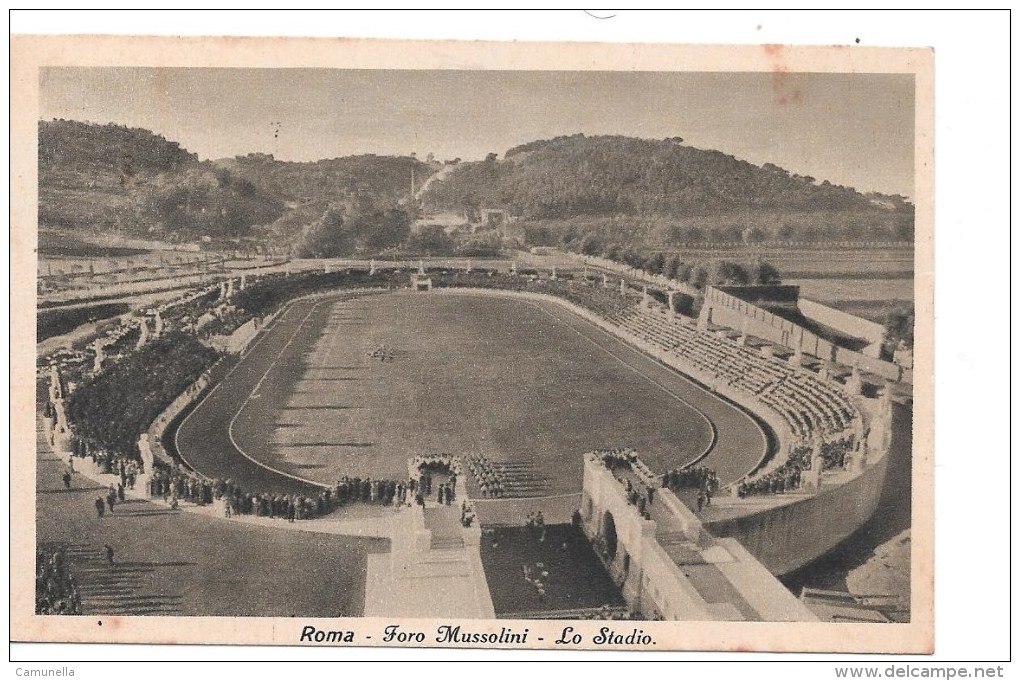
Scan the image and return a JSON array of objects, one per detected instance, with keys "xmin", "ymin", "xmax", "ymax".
[{"xmin": 424, "ymin": 505, "xmax": 465, "ymax": 550}]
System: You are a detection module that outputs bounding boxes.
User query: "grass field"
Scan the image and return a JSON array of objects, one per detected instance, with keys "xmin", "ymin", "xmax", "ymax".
[
  {"xmin": 480, "ymin": 524, "xmax": 625, "ymax": 616},
  {"xmin": 192, "ymin": 291, "xmax": 767, "ymax": 497}
]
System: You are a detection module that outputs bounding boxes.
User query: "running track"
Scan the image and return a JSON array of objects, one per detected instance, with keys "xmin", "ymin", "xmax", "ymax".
[{"xmin": 175, "ymin": 291, "xmax": 770, "ymax": 495}]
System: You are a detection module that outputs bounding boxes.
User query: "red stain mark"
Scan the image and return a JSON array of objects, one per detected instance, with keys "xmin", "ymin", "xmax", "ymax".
[{"xmin": 763, "ymin": 44, "xmax": 803, "ymax": 105}]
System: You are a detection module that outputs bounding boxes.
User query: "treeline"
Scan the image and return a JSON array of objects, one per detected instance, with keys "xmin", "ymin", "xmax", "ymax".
[
  {"xmin": 423, "ymin": 134, "xmax": 914, "ymax": 243},
  {"xmin": 40, "ymin": 120, "xmax": 198, "ymax": 175},
  {"xmin": 293, "ymin": 196, "xmax": 412, "ymax": 257},
  {"xmin": 38, "ymin": 120, "xmax": 428, "ymax": 245},
  {"xmin": 620, "ymin": 251, "xmax": 780, "ymax": 289},
  {"xmin": 522, "ymin": 212, "xmax": 913, "ymax": 248},
  {"xmin": 551, "ymin": 227, "xmax": 780, "ymax": 289},
  {"xmin": 226, "ymin": 153, "xmax": 431, "ymax": 207},
  {"xmin": 140, "ymin": 166, "xmax": 286, "ymax": 238}
]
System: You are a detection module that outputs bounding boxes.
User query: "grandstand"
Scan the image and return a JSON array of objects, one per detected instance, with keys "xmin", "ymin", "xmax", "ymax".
[
  {"xmin": 606, "ymin": 305, "xmax": 857, "ymax": 441},
  {"xmin": 36, "ymin": 260, "xmax": 898, "ymax": 621}
]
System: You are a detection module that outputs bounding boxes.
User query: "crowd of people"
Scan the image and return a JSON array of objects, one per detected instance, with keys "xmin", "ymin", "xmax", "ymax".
[
  {"xmin": 36, "ymin": 548, "xmax": 82, "ymax": 615},
  {"xmin": 661, "ymin": 466, "xmax": 719, "ymax": 493},
  {"xmin": 820, "ymin": 436, "xmax": 856, "ymax": 471},
  {"xmin": 151, "ymin": 465, "xmax": 425, "ymax": 519},
  {"xmin": 620, "ymin": 477, "xmax": 654, "ymax": 519},
  {"xmin": 409, "ymin": 454, "xmax": 460, "ymax": 507},
  {"xmin": 460, "ymin": 500, "xmax": 476, "ymax": 527},
  {"xmin": 594, "ymin": 448, "xmax": 640, "ymax": 470},
  {"xmin": 69, "ymin": 438, "xmax": 141, "ymax": 486},
  {"xmin": 735, "ymin": 448, "xmax": 807, "ymax": 498},
  {"xmin": 64, "ymin": 331, "xmax": 219, "ymax": 460}
]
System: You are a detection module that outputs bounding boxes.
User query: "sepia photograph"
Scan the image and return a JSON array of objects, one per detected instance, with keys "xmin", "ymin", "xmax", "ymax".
[{"xmin": 11, "ymin": 32, "xmax": 938, "ymax": 656}]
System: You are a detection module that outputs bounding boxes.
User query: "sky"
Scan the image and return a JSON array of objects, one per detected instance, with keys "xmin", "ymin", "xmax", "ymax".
[{"xmin": 40, "ymin": 68, "xmax": 915, "ymax": 198}]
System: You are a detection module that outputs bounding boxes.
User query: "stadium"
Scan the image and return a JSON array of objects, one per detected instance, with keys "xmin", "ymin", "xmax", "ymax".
[{"xmin": 38, "ymin": 260, "xmax": 911, "ymax": 622}]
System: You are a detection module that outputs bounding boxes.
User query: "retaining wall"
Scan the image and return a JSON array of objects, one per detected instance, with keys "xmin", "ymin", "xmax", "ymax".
[{"xmin": 705, "ymin": 451, "xmax": 890, "ymax": 576}]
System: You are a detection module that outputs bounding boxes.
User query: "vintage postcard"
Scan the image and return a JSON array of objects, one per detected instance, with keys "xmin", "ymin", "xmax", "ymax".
[{"xmin": 10, "ymin": 35, "xmax": 933, "ymax": 653}]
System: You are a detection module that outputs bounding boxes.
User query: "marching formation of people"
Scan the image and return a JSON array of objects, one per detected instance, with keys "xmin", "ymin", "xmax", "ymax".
[
  {"xmin": 576, "ymin": 605, "xmax": 644, "ymax": 621},
  {"xmin": 522, "ymin": 561, "xmax": 550, "ymax": 600},
  {"xmin": 466, "ymin": 454, "xmax": 506, "ymax": 498},
  {"xmin": 36, "ymin": 548, "xmax": 82, "ymax": 615}
]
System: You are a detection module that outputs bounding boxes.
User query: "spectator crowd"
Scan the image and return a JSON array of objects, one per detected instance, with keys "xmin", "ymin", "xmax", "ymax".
[{"xmin": 36, "ymin": 547, "xmax": 82, "ymax": 615}]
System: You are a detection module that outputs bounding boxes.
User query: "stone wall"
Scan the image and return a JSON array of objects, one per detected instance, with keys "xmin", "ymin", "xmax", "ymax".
[
  {"xmin": 701, "ymin": 286, "xmax": 908, "ymax": 383},
  {"xmin": 706, "ymin": 451, "xmax": 891, "ymax": 576},
  {"xmin": 580, "ymin": 456, "xmax": 817, "ymax": 621},
  {"xmin": 798, "ymin": 297, "xmax": 885, "ymax": 352}
]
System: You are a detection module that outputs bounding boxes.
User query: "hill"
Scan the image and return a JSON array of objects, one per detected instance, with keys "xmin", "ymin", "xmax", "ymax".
[
  {"xmin": 37, "ymin": 120, "xmax": 430, "ymax": 246},
  {"xmin": 39, "ymin": 120, "xmax": 200, "ymax": 232},
  {"xmin": 419, "ymin": 134, "xmax": 914, "ymax": 244}
]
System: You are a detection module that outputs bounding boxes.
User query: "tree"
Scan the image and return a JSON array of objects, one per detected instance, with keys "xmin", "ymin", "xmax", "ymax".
[
  {"xmin": 748, "ymin": 260, "xmax": 781, "ymax": 285},
  {"xmin": 690, "ymin": 265, "xmax": 708, "ymax": 289},
  {"xmin": 578, "ymin": 233, "xmax": 603, "ymax": 256},
  {"xmin": 646, "ymin": 252, "xmax": 666, "ymax": 276},
  {"xmin": 708, "ymin": 260, "xmax": 750, "ymax": 286},
  {"xmin": 407, "ymin": 224, "xmax": 454, "ymax": 254},
  {"xmin": 742, "ymin": 226, "xmax": 766, "ymax": 244},
  {"xmin": 883, "ymin": 306, "xmax": 914, "ymax": 349},
  {"xmin": 485, "ymin": 152, "xmax": 499, "ymax": 162},
  {"xmin": 681, "ymin": 226, "xmax": 705, "ymax": 243},
  {"xmin": 215, "ymin": 167, "xmax": 231, "ymax": 187},
  {"xmin": 663, "ymin": 254, "xmax": 681, "ymax": 279}
]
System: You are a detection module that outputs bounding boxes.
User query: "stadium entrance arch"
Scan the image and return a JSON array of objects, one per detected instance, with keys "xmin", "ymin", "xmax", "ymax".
[{"xmin": 602, "ymin": 511, "xmax": 618, "ymax": 559}]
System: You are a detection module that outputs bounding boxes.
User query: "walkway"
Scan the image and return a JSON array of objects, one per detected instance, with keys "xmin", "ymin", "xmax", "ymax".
[
  {"xmin": 363, "ymin": 499, "xmax": 495, "ymax": 619},
  {"xmin": 613, "ymin": 465, "xmax": 762, "ymax": 621},
  {"xmin": 35, "ymin": 417, "xmax": 389, "ymax": 617}
]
